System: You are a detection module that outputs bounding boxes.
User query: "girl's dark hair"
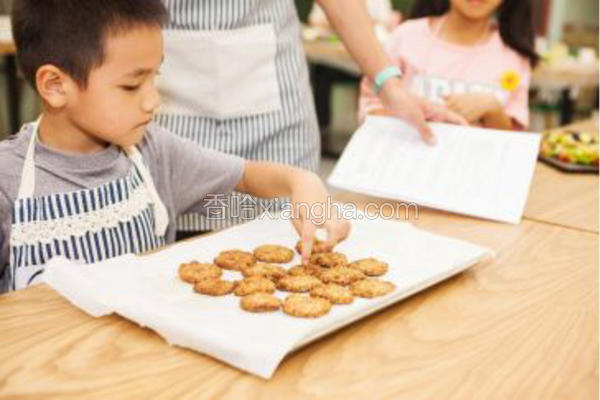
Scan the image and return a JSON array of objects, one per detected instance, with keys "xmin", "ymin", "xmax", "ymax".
[
  {"xmin": 410, "ymin": 0, "xmax": 539, "ymax": 67},
  {"xmin": 12, "ymin": 0, "xmax": 169, "ymax": 89}
]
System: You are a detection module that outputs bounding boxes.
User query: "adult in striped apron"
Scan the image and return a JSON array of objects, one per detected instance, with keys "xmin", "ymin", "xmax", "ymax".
[
  {"xmin": 155, "ymin": 0, "xmax": 320, "ymax": 232},
  {"xmin": 6, "ymin": 121, "xmax": 169, "ymax": 292}
]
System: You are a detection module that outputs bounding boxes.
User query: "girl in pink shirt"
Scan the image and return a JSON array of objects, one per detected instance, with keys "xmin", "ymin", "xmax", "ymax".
[{"xmin": 359, "ymin": 0, "xmax": 539, "ymax": 130}]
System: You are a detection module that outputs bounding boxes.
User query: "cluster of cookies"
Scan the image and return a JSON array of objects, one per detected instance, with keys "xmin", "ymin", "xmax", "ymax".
[{"xmin": 178, "ymin": 241, "xmax": 396, "ymax": 318}]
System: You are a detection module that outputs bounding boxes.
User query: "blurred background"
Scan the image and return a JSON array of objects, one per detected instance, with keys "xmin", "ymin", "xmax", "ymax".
[
  {"xmin": 0, "ymin": 0, "xmax": 598, "ymax": 153},
  {"xmin": 297, "ymin": 0, "xmax": 599, "ymax": 155}
]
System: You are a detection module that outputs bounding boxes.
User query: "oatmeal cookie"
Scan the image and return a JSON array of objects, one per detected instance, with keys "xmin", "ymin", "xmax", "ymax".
[
  {"xmin": 242, "ymin": 262, "xmax": 287, "ymax": 281},
  {"xmin": 283, "ymin": 294, "xmax": 331, "ymax": 318},
  {"xmin": 253, "ymin": 245, "xmax": 295, "ymax": 263},
  {"xmin": 214, "ymin": 250, "xmax": 255, "ymax": 271},
  {"xmin": 287, "ymin": 264, "xmax": 323, "ymax": 277},
  {"xmin": 178, "ymin": 262, "xmax": 222, "ymax": 283},
  {"xmin": 309, "ymin": 252, "xmax": 348, "ymax": 269},
  {"xmin": 193, "ymin": 279, "xmax": 236, "ymax": 296},
  {"xmin": 319, "ymin": 266, "xmax": 365, "ymax": 285},
  {"xmin": 310, "ymin": 284, "xmax": 354, "ymax": 304},
  {"xmin": 350, "ymin": 279, "xmax": 396, "ymax": 298},
  {"xmin": 234, "ymin": 276, "xmax": 276, "ymax": 296},
  {"xmin": 277, "ymin": 275, "xmax": 322, "ymax": 292},
  {"xmin": 240, "ymin": 293, "xmax": 282, "ymax": 313},
  {"xmin": 295, "ymin": 239, "xmax": 330, "ymax": 255},
  {"xmin": 348, "ymin": 258, "xmax": 389, "ymax": 276}
]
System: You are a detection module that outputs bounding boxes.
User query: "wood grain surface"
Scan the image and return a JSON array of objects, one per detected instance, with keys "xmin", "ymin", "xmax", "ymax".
[
  {"xmin": 0, "ymin": 210, "xmax": 596, "ymax": 399},
  {"xmin": 525, "ymin": 119, "xmax": 599, "ymax": 233}
]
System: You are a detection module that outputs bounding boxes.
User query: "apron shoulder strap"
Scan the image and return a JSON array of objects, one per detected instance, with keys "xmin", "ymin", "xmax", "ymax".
[
  {"xmin": 16, "ymin": 123, "xmax": 39, "ymax": 199},
  {"xmin": 123, "ymin": 146, "xmax": 169, "ymax": 236}
]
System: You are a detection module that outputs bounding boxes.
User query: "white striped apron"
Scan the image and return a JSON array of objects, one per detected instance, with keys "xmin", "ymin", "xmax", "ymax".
[
  {"xmin": 4, "ymin": 122, "xmax": 169, "ymax": 292},
  {"xmin": 156, "ymin": 0, "xmax": 320, "ymax": 231}
]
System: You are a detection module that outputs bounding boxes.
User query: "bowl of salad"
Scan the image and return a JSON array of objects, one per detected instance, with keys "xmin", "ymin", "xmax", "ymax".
[{"xmin": 540, "ymin": 130, "xmax": 599, "ymax": 173}]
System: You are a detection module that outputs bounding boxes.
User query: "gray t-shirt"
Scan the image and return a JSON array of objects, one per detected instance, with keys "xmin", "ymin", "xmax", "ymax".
[{"xmin": 0, "ymin": 123, "xmax": 245, "ymax": 283}]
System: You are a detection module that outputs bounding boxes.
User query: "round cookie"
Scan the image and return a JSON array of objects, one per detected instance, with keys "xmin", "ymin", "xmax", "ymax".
[
  {"xmin": 234, "ymin": 276, "xmax": 276, "ymax": 296},
  {"xmin": 348, "ymin": 258, "xmax": 389, "ymax": 277},
  {"xmin": 295, "ymin": 239, "xmax": 329, "ymax": 255},
  {"xmin": 319, "ymin": 266, "xmax": 365, "ymax": 286},
  {"xmin": 178, "ymin": 262, "xmax": 222, "ymax": 283},
  {"xmin": 193, "ymin": 279, "xmax": 236, "ymax": 296},
  {"xmin": 310, "ymin": 252, "xmax": 348, "ymax": 269},
  {"xmin": 277, "ymin": 275, "xmax": 322, "ymax": 293},
  {"xmin": 240, "ymin": 293, "xmax": 282, "ymax": 313},
  {"xmin": 283, "ymin": 294, "xmax": 332, "ymax": 318},
  {"xmin": 242, "ymin": 262, "xmax": 287, "ymax": 281},
  {"xmin": 214, "ymin": 250, "xmax": 255, "ymax": 271},
  {"xmin": 253, "ymin": 245, "xmax": 295, "ymax": 263},
  {"xmin": 287, "ymin": 264, "xmax": 323, "ymax": 277},
  {"xmin": 311, "ymin": 284, "xmax": 354, "ymax": 304},
  {"xmin": 350, "ymin": 278, "xmax": 396, "ymax": 298}
]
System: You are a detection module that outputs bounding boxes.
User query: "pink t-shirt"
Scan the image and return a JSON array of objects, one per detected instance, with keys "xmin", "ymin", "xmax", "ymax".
[{"xmin": 359, "ymin": 18, "xmax": 532, "ymax": 128}]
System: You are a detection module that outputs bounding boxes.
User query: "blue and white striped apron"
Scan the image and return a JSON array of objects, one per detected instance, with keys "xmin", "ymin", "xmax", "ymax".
[
  {"xmin": 156, "ymin": 0, "xmax": 320, "ymax": 231},
  {"xmin": 5, "ymin": 122, "xmax": 169, "ymax": 292}
]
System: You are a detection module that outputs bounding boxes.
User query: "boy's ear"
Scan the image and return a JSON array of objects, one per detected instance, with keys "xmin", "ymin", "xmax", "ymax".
[{"xmin": 35, "ymin": 65, "xmax": 75, "ymax": 109}]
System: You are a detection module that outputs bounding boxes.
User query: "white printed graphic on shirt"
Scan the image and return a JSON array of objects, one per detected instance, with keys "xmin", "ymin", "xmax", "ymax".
[{"xmin": 411, "ymin": 74, "xmax": 509, "ymax": 105}]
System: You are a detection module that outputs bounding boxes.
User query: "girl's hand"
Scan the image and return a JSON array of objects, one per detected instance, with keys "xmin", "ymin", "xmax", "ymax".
[{"xmin": 444, "ymin": 93, "xmax": 502, "ymax": 124}]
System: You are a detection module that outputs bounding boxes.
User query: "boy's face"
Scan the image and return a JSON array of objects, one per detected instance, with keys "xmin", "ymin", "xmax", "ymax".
[{"xmin": 66, "ymin": 25, "xmax": 163, "ymax": 148}]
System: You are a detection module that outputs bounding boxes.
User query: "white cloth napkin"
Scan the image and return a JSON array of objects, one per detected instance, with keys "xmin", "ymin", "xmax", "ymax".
[{"xmin": 44, "ymin": 215, "xmax": 493, "ymax": 379}]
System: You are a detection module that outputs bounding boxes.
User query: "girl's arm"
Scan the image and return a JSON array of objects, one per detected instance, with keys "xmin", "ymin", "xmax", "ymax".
[
  {"xmin": 445, "ymin": 93, "xmax": 514, "ymax": 130},
  {"xmin": 481, "ymin": 102, "xmax": 514, "ymax": 130}
]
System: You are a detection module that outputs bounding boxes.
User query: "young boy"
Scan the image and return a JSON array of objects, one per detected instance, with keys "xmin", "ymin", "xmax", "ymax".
[{"xmin": 0, "ymin": 0, "xmax": 350, "ymax": 293}]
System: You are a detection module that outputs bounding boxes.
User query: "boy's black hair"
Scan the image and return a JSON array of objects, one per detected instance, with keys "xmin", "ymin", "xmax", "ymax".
[
  {"xmin": 410, "ymin": 0, "xmax": 540, "ymax": 67},
  {"xmin": 11, "ymin": 0, "xmax": 168, "ymax": 89}
]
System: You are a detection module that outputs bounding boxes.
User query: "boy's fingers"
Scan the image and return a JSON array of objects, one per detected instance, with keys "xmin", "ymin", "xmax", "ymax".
[
  {"xmin": 323, "ymin": 233, "xmax": 338, "ymax": 251},
  {"xmin": 324, "ymin": 220, "xmax": 351, "ymax": 250},
  {"xmin": 300, "ymin": 220, "xmax": 316, "ymax": 264},
  {"xmin": 290, "ymin": 217, "xmax": 303, "ymax": 238}
]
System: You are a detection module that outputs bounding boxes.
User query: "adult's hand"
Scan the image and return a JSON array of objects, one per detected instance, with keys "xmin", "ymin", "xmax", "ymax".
[{"xmin": 378, "ymin": 78, "xmax": 467, "ymax": 145}]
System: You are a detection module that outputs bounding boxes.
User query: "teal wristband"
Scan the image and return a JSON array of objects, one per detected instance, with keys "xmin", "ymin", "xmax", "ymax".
[{"xmin": 373, "ymin": 66, "xmax": 403, "ymax": 94}]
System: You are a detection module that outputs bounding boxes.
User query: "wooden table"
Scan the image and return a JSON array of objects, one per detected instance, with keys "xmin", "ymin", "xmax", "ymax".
[
  {"xmin": 525, "ymin": 118, "xmax": 599, "ymax": 233},
  {"xmin": 1, "ymin": 168, "xmax": 597, "ymax": 399}
]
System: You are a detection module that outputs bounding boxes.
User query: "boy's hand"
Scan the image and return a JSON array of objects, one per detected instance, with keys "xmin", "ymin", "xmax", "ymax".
[
  {"xmin": 293, "ymin": 207, "xmax": 351, "ymax": 265},
  {"xmin": 236, "ymin": 161, "xmax": 351, "ymax": 264},
  {"xmin": 288, "ymin": 172, "xmax": 351, "ymax": 264}
]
